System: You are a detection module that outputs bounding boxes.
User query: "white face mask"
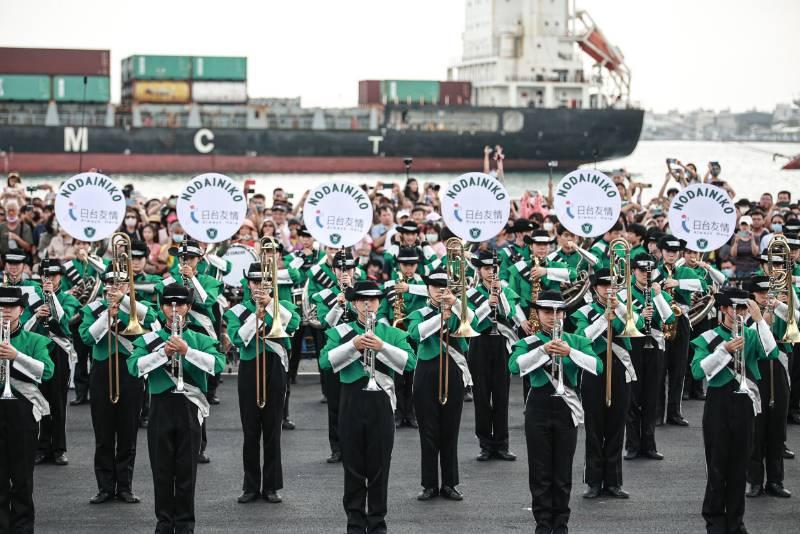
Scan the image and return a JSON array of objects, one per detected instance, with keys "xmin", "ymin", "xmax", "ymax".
[
  {"xmin": 425, "ymin": 234, "xmax": 437, "ymax": 243},
  {"xmin": 125, "ymin": 217, "xmax": 137, "ymax": 227},
  {"xmin": 543, "ymin": 222, "xmax": 554, "ymax": 232}
]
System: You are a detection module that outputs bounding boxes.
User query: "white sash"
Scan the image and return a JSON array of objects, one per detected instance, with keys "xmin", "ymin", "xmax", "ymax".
[
  {"xmin": 10, "ymin": 378, "xmax": 50, "ymax": 422},
  {"xmin": 167, "ymin": 374, "xmax": 211, "ymax": 425}
]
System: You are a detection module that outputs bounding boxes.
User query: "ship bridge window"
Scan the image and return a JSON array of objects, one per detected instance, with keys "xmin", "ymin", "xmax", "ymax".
[{"xmin": 388, "ymin": 108, "xmax": 499, "ymax": 133}]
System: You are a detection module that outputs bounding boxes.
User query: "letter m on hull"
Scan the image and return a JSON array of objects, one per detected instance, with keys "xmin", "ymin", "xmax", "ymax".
[{"xmin": 64, "ymin": 127, "xmax": 88, "ymax": 152}]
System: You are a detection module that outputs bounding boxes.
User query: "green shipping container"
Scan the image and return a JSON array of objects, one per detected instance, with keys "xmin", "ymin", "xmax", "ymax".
[
  {"xmin": 192, "ymin": 56, "xmax": 247, "ymax": 81},
  {"xmin": 53, "ymin": 75, "xmax": 110, "ymax": 103},
  {"xmin": 381, "ymin": 80, "xmax": 440, "ymax": 105},
  {"xmin": 123, "ymin": 55, "xmax": 192, "ymax": 81},
  {"xmin": 0, "ymin": 74, "xmax": 50, "ymax": 101}
]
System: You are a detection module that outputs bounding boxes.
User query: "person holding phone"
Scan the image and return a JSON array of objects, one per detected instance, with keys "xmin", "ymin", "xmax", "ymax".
[{"xmin": 729, "ymin": 216, "xmax": 760, "ymax": 278}]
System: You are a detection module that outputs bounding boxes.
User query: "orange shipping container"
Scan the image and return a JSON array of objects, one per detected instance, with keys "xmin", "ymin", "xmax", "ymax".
[{"xmin": 128, "ymin": 80, "xmax": 190, "ymax": 103}]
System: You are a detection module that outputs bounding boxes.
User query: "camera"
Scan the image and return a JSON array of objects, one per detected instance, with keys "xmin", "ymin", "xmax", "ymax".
[
  {"xmin": 285, "ymin": 193, "xmax": 294, "ymax": 199},
  {"xmin": 403, "ymin": 157, "xmax": 413, "ymax": 167},
  {"xmin": 547, "ymin": 160, "xmax": 558, "ymax": 168}
]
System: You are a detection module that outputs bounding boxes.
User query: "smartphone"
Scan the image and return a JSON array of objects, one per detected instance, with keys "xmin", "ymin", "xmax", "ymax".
[
  {"xmin": 547, "ymin": 160, "xmax": 558, "ymax": 168},
  {"xmin": 403, "ymin": 157, "xmax": 413, "ymax": 166},
  {"xmin": 285, "ymin": 193, "xmax": 294, "ymax": 199},
  {"xmin": 737, "ymin": 230, "xmax": 749, "ymax": 238},
  {"xmin": 666, "ymin": 158, "xmax": 677, "ymax": 165}
]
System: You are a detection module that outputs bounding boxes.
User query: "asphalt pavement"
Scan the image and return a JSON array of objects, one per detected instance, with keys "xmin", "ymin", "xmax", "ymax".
[{"xmin": 33, "ymin": 364, "xmax": 800, "ymax": 533}]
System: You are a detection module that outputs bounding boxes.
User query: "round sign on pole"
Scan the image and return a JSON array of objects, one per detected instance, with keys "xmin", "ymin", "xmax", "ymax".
[
  {"xmin": 552, "ymin": 169, "xmax": 621, "ymax": 238},
  {"xmin": 668, "ymin": 183, "xmax": 736, "ymax": 252},
  {"xmin": 439, "ymin": 172, "xmax": 510, "ymax": 242},
  {"xmin": 302, "ymin": 180, "xmax": 373, "ymax": 248},
  {"xmin": 176, "ymin": 173, "xmax": 247, "ymax": 243},
  {"xmin": 54, "ymin": 172, "xmax": 127, "ymax": 241}
]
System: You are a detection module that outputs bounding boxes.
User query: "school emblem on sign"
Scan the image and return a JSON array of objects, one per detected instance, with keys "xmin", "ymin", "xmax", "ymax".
[
  {"xmin": 469, "ymin": 228, "xmax": 481, "ymax": 239},
  {"xmin": 696, "ymin": 238, "xmax": 708, "ymax": 250},
  {"xmin": 581, "ymin": 223, "xmax": 593, "ymax": 235},
  {"xmin": 84, "ymin": 227, "xmax": 96, "ymax": 238},
  {"xmin": 329, "ymin": 233, "xmax": 342, "ymax": 245},
  {"xmin": 206, "ymin": 228, "xmax": 218, "ymax": 240}
]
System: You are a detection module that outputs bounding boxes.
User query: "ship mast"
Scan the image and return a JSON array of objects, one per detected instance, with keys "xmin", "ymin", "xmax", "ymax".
[{"xmin": 449, "ymin": 0, "xmax": 631, "ymax": 109}]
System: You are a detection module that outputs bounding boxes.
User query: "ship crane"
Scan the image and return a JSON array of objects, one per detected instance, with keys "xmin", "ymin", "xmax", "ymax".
[{"xmin": 571, "ymin": 10, "xmax": 631, "ymax": 106}]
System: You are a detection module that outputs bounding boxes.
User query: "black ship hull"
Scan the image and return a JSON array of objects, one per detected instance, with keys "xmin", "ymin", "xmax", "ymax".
[{"xmin": 0, "ymin": 107, "xmax": 643, "ymax": 174}]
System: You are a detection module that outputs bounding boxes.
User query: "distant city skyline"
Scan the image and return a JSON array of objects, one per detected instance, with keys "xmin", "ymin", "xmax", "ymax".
[{"xmin": 1, "ymin": 0, "xmax": 797, "ymax": 112}]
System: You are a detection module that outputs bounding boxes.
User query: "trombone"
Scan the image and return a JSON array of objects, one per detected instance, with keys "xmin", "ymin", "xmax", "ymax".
[
  {"xmin": 107, "ymin": 233, "xmax": 148, "ymax": 404},
  {"xmin": 605, "ymin": 237, "xmax": 643, "ymax": 407},
  {"xmin": 767, "ymin": 236, "xmax": 800, "ymax": 344},
  {"xmin": 438, "ymin": 238, "xmax": 478, "ymax": 405},
  {"xmin": 255, "ymin": 237, "xmax": 289, "ymax": 409}
]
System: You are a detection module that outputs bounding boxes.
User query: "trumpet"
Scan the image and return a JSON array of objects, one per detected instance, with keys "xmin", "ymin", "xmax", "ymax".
[
  {"xmin": 0, "ymin": 314, "xmax": 14, "ymax": 400},
  {"xmin": 255, "ymin": 237, "xmax": 289, "ymax": 409},
  {"xmin": 732, "ymin": 312, "xmax": 749, "ymax": 395},
  {"xmin": 550, "ymin": 306, "xmax": 566, "ymax": 397},
  {"xmin": 438, "ymin": 238, "xmax": 478, "ymax": 406},
  {"xmin": 171, "ymin": 302, "xmax": 185, "ymax": 393},
  {"xmin": 363, "ymin": 310, "xmax": 381, "ymax": 392},
  {"xmin": 767, "ymin": 236, "xmax": 800, "ymax": 344}
]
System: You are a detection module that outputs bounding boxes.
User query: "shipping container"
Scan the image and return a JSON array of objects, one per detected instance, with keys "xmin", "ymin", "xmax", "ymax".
[
  {"xmin": 381, "ymin": 80, "xmax": 440, "ymax": 105},
  {"xmin": 124, "ymin": 81, "xmax": 191, "ymax": 103},
  {"xmin": 358, "ymin": 80, "xmax": 381, "ymax": 106},
  {"xmin": 53, "ymin": 75, "xmax": 110, "ymax": 103},
  {"xmin": 192, "ymin": 56, "xmax": 247, "ymax": 81},
  {"xmin": 0, "ymin": 47, "xmax": 110, "ymax": 76},
  {"xmin": 122, "ymin": 55, "xmax": 192, "ymax": 82},
  {"xmin": 439, "ymin": 81, "xmax": 472, "ymax": 106},
  {"xmin": 191, "ymin": 81, "xmax": 247, "ymax": 103},
  {"xmin": 0, "ymin": 74, "xmax": 50, "ymax": 101}
]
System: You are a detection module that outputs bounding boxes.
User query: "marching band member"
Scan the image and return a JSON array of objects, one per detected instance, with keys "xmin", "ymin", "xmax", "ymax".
[
  {"xmin": 572, "ymin": 269, "xmax": 642, "ymax": 499},
  {"xmin": 1, "ymin": 251, "xmax": 32, "ymax": 286},
  {"xmin": 376, "ymin": 245, "xmax": 428, "ymax": 428},
  {"xmin": 782, "ymin": 231, "xmax": 800, "ymax": 425},
  {"xmin": 225, "ymin": 263, "xmax": 300, "ymax": 504},
  {"xmin": 61, "ymin": 241, "xmax": 108, "ymax": 406},
  {"xmin": 588, "ymin": 221, "xmax": 624, "ymax": 271},
  {"xmin": 498, "ymin": 219, "xmax": 534, "ymax": 279},
  {"xmin": 745, "ymin": 275, "xmax": 791, "ymax": 498},
  {"xmin": 156, "ymin": 239, "xmax": 222, "ymax": 463},
  {"xmin": 131, "ymin": 240, "xmax": 162, "ymax": 305},
  {"xmin": 654, "ymin": 236, "xmax": 706, "ymax": 427},
  {"xmin": 690, "ymin": 288, "xmax": 778, "ymax": 534},
  {"xmin": 407, "ymin": 267, "xmax": 476, "ymax": 502},
  {"xmin": 509, "ymin": 290, "xmax": 602, "ymax": 534},
  {"xmin": 627, "ymin": 224, "xmax": 648, "ymax": 259},
  {"xmin": 382, "ymin": 220, "xmax": 437, "ymax": 277},
  {"xmin": 623, "ymin": 253, "xmax": 675, "ymax": 461},
  {"xmin": 320, "ymin": 280, "xmax": 416, "ymax": 533},
  {"xmin": 128, "ymin": 283, "xmax": 225, "ymax": 534},
  {"xmin": 0, "ymin": 286, "xmax": 53, "ymax": 532},
  {"xmin": 313, "ymin": 250, "xmax": 362, "ymax": 463},
  {"xmin": 547, "ymin": 225, "xmax": 599, "ymax": 274},
  {"xmin": 465, "ymin": 249, "xmax": 519, "ymax": 462},
  {"xmin": 273, "ymin": 243, "xmax": 302, "ymax": 430},
  {"xmin": 79, "ymin": 265, "xmax": 158, "ymax": 504},
  {"xmin": 30, "ymin": 258, "xmax": 80, "ymax": 467}
]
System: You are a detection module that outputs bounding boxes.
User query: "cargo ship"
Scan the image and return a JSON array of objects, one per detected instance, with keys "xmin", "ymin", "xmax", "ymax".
[{"xmin": 0, "ymin": 0, "xmax": 643, "ymax": 175}]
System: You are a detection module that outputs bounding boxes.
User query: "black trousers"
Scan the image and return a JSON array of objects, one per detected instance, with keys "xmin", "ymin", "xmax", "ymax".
[
  {"xmin": 0, "ymin": 396, "xmax": 38, "ymax": 534},
  {"xmin": 323, "ymin": 369, "xmax": 342, "ymax": 454},
  {"xmin": 339, "ymin": 378, "xmax": 394, "ymax": 534},
  {"xmin": 393, "ymin": 369, "xmax": 415, "ymax": 424},
  {"xmin": 148, "ymin": 392, "xmax": 202, "ymax": 534},
  {"xmin": 238, "ymin": 356, "xmax": 286, "ymax": 494},
  {"xmin": 38, "ymin": 344, "xmax": 70, "ymax": 457},
  {"xmin": 659, "ymin": 314, "xmax": 690, "ymax": 421},
  {"xmin": 582, "ymin": 354, "xmax": 630, "ymax": 488},
  {"xmin": 747, "ymin": 357, "xmax": 789, "ymax": 487},
  {"xmin": 71, "ymin": 321, "xmax": 91, "ymax": 400},
  {"xmin": 686, "ymin": 317, "xmax": 712, "ymax": 398},
  {"xmin": 468, "ymin": 333, "xmax": 510, "ymax": 452},
  {"xmin": 412, "ymin": 357, "xmax": 464, "ymax": 489},
  {"xmin": 789, "ymin": 345, "xmax": 800, "ymax": 416},
  {"xmin": 626, "ymin": 337, "xmax": 664, "ymax": 454},
  {"xmin": 89, "ymin": 356, "xmax": 143, "ymax": 494},
  {"xmin": 525, "ymin": 383, "xmax": 578, "ymax": 533},
  {"xmin": 702, "ymin": 381, "xmax": 754, "ymax": 534}
]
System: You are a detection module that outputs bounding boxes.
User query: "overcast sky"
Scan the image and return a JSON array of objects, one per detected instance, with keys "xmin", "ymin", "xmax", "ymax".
[{"xmin": 1, "ymin": 0, "xmax": 797, "ymax": 112}]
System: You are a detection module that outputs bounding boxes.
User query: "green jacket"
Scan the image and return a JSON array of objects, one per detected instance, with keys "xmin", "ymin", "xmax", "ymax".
[
  {"xmin": 128, "ymin": 326, "xmax": 224, "ymax": 394},
  {"xmin": 23, "ymin": 287, "xmax": 80, "ymax": 338},
  {"xmin": 464, "ymin": 282, "xmax": 519, "ymax": 333},
  {"xmin": 406, "ymin": 301, "xmax": 475, "ymax": 360},
  {"xmin": 156, "ymin": 273, "xmax": 221, "ymax": 338},
  {"xmin": 509, "ymin": 330, "xmax": 601, "ymax": 388},
  {"xmin": 168, "ymin": 255, "xmax": 231, "ymax": 280},
  {"xmin": 655, "ymin": 262, "xmax": 707, "ymax": 306},
  {"xmin": 60, "ymin": 257, "xmax": 108, "ymax": 291},
  {"xmin": 133, "ymin": 272, "xmax": 163, "ymax": 305},
  {"xmin": 306, "ymin": 261, "xmax": 366, "ymax": 297},
  {"xmin": 320, "ymin": 320, "xmax": 416, "ymax": 382},
  {"xmin": 498, "ymin": 242, "xmax": 530, "ymax": 280},
  {"xmin": 508, "ymin": 257, "xmax": 575, "ymax": 309},
  {"xmin": 623, "ymin": 284, "xmax": 676, "ymax": 331},
  {"xmin": 7, "ymin": 326, "xmax": 54, "ymax": 394},
  {"xmin": 377, "ymin": 271, "xmax": 429, "ymax": 327},
  {"xmin": 382, "ymin": 243, "xmax": 438, "ymax": 277},
  {"xmin": 313, "ymin": 286, "xmax": 357, "ymax": 330},
  {"xmin": 571, "ymin": 299, "xmax": 642, "ymax": 356},
  {"xmin": 78, "ymin": 297, "xmax": 159, "ymax": 361},
  {"xmin": 224, "ymin": 298, "xmax": 300, "ymax": 361},
  {"xmin": 284, "ymin": 249, "xmax": 326, "ymax": 285},
  {"xmin": 690, "ymin": 324, "xmax": 777, "ymax": 388}
]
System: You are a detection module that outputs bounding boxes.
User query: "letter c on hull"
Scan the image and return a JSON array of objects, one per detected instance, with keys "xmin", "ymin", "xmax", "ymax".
[{"xmin": 194, "ymin": 129, "xmax": 215, "ymax": 154}]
